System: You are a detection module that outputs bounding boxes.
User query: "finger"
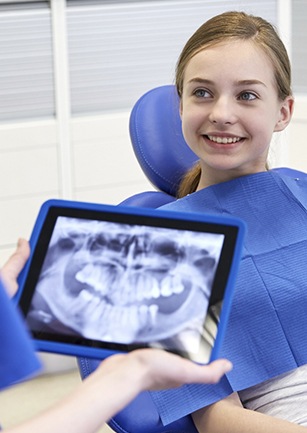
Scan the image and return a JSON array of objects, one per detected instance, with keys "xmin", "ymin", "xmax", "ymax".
[
  {"xmin": 1, "ymin": 238, "xmax": 30, "ymax": 296},
  {"xmin": 171, "ymin": 358, "xmax": 231, "ymax": 385},
  {"xmin": 147, "ymin": 354, "xmax": 232, "ymax": 390},
  {"xmin": 198, "ymin": 359, "xmax": 233, "ymax": 383}
]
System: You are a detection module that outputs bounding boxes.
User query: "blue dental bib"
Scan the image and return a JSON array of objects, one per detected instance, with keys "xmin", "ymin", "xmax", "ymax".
[{"xmin": 150, "ymin": 171, "xmax": 307, "ymax": 425}]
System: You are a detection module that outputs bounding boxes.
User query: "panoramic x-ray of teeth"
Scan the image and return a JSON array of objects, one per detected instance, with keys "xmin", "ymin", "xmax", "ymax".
[{"xmin": 28, "ymin": 217, "xmax": 224, "ymax": 355}]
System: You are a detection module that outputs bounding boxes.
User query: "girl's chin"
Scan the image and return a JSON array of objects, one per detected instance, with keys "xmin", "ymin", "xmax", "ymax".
[{"xmin": 200, "ymin": 159, "xmax": 246, "ymax": 173}]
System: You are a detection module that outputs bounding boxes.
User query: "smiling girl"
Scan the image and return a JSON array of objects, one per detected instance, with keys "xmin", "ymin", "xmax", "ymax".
[
  {"xmin": 150, "ymin": 11, "xmax": 307, "ymax": 432},
  {"xmin": 176, "ymin": 11, "xmax": 294, "ymax": 193},
  {"xmin": 179, "ymin": 39, "xmax": 292, "ymax": 188}
]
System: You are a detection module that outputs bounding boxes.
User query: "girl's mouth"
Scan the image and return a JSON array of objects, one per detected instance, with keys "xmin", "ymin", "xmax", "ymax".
[{"xmin": 206, "ymin": 135, "xmax": 242, "ymax": 144}]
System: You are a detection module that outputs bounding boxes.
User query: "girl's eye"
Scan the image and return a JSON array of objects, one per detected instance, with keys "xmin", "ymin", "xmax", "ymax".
[
  {"xmin": 239, "ymin": 92, "xmax": 257, "ymax": 101},
  {"xmin": 193, "ymin": 88, "xmax": 210, "ymax": 98}
]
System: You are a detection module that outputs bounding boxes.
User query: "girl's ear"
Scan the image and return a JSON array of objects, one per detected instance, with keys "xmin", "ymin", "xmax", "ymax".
[
  {"xmin": 274, "ymin": 96, "xmax": 294, "ymax": 132},
  {"xmin": 179, "ymin": 99, "xmax": 183, "ymax": 119}
]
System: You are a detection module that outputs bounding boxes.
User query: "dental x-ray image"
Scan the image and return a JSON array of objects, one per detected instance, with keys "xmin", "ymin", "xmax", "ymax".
[{"xmin": 26, "ymin": 216, "xmax": 225, "ymax": 356}]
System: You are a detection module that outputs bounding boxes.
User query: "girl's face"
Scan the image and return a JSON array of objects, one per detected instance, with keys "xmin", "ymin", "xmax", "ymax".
[{"xmin": 180, "ymin": 40, "xmax": 293, "ymax": 188}]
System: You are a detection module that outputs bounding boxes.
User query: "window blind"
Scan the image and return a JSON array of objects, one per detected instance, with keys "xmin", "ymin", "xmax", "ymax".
[
  {"xmin": 67, "ymin": 0, "xmax": 277, "ymax": 115},
  {"xmin": 292, "ymin": 0, "xmax": 307, "ymax": 94},
  {"xmin": 0, "ymin": 0, "xmax": 279, "ymax": 121},
  {"xmin": 0, "ymin": 1, "xmax": 54, "ymax": 121}
]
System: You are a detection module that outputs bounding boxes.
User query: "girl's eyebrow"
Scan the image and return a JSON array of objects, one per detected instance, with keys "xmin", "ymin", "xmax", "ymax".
[
  {"xmin": 187, "ymin": 78, "xmax": 214, "ymax": 85},
  {"xmin": 186, "ymin": 78, "xmax": 267, "ymax": 88},
  {"xmin": 236, "ymin": 79, "xmax": 267, "ymax": 87}
]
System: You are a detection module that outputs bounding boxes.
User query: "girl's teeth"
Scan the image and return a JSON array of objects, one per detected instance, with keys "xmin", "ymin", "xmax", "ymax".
[{"xmin": 208, "ymin": 135, "xmax": 241, "ymax": 144}]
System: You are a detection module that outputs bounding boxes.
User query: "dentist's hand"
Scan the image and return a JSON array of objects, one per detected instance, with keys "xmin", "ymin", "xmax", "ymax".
[{"xmin": 1, "ymin": 238, "xmax": 30, "ymax": 297}]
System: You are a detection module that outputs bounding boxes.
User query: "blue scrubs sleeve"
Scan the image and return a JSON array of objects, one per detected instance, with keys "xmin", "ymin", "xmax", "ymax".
[{"xmin": 0, "ymin": 279, "xmax": 41, "ymax": 390}]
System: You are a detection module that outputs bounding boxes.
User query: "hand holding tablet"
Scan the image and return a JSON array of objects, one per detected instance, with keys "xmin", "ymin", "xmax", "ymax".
[{"xmin": 16, "ymin": 199, "xmax": 245, "ymax": 363}]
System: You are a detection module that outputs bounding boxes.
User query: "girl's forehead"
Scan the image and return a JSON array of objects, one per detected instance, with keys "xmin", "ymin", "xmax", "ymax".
[
  {"xmin": 184, "ymin": 39, "xmax": 275, "ymax": 85},
  {"xmin": 192, "ymin": 39, "xmax": 264, "ymax": 59}
]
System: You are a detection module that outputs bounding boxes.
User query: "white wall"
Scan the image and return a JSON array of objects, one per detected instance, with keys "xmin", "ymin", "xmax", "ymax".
[
  {"xmin": 288, "ymin": 96, "xmax": 307, "ymax": 171},
  {"xmin": 0, "ymin": 114, "xmax": 152, "ymax": 263}
]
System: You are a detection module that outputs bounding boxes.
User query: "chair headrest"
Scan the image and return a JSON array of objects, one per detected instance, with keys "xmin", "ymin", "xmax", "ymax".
[{"xmin": 129, "ymin": 85, "xmax": 198, "ymax": 196}]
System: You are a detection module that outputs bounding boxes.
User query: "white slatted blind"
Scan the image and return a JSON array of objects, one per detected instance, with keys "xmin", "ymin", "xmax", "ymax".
[
  {"xmin": 67, "ymin": 0, "xmax": 277, "ymax": 115},
  {"xmin": 292, "ymin": 0, "xmax": 307, "ymax": 94},
  {"xmin": 0, "ymin": 0, "xmax": 281, "ymax": 121},
  {"xmin": 0, "ymin": 2, "xmax": 54, "ymax": 121}
]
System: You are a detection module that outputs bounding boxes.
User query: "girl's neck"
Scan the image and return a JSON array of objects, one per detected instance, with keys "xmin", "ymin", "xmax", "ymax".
[{"xmin": 196, "ymin": 165, "xmax": 268, "ymax": 190}]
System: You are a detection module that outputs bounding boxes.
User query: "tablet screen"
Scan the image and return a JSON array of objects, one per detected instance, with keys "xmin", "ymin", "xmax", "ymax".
[{"xmin": 18, "ymin": 200, "xmax": 244, "ymax": 363}]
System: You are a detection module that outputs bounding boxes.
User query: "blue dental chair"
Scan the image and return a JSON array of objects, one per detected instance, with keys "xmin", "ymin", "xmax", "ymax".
[
  {"xmin": 78, "ymin": 84, "xmax": 306, "ymax": 433},
  {"xmin": 78, "ymin": 85, "xmax": 199, "ymax": 433}
]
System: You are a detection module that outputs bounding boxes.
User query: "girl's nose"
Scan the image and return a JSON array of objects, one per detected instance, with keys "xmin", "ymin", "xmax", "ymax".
[{"xmin": 208, "ymin": 97, "xmax": 236, "ymax": 125}]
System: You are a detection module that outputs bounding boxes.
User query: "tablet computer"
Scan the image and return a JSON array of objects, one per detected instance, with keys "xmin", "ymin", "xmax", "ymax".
[{"xmin": 16, "ymin": 199, "xmax": 245, "ymax": 364}]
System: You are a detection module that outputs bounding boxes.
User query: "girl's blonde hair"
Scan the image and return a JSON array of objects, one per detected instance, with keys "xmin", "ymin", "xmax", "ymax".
[{"xmin": 176, "ymin": 11, "xmax": 292, "ymax": 198}]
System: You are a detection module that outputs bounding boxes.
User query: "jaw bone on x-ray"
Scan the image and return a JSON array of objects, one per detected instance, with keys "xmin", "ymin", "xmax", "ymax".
[{"xmin": 28, "ymin": 217, "xmax": 224, "ymax": 354}]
